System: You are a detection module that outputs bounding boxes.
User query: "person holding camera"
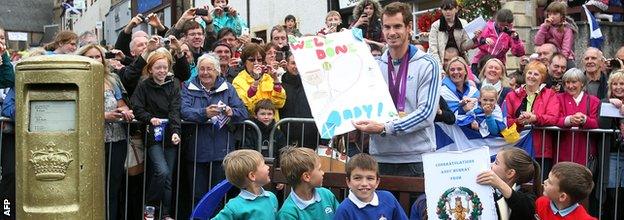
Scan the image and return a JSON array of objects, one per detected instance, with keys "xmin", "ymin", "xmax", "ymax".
[
  {"xmin": 350, "ymin": 0, "xmax": 385, "ymax": 48},
  {"xmin": 471, "ymin": 8, "xmax": 525, "ymax": 75},
  {"xmin": 211, "ymin": 0, "xmax": 247, "ymax": 37},
  {"xmin": 318, "ymin": 11, "xmax": 343, "ymax": 36},
  {"xmin": 180, "ymin": 53, "xmax": 248, "ymax": 204},
  {"xmin": 232, "ymin": 43, "xmax": 286, "ymax": 120},
  {"xmin": 115, "ymin": 13, "xmax": 168, "ymax": 61},
  {"xmin": 428, "ymin": 0, "xmax": 479, "ymax": 72}
]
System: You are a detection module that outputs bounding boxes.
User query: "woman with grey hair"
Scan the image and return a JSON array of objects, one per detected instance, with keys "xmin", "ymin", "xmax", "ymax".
[
  {"xmin": 556, "ymin": 68, "xmax": 600, "ymax": 165},
  {"xmin": 180, "ymin": 53, "xmax": 248, "ymax": 203}
]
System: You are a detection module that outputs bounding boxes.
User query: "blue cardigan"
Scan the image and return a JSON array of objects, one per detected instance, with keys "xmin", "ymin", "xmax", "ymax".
[{"xmin": 334, "ymin": 190, "xmax": 408, "ymax": 220}]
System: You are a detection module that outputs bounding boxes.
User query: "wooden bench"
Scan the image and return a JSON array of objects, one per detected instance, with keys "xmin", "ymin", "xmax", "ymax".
[{"xmin": 270, "ymin": 168, "xmax": 425, "ymax": 215}]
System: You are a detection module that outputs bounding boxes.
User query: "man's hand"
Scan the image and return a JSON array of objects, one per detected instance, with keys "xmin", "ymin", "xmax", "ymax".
[
  {"xmin": 147, "ymin": 13, "xmax": 166, "ymax": 31},
  {"xmin": 124, "ymin": 14, "xmax": 145, "ymax": 34},
  {"xmin": 352, "ymin": 120, "xmax": 385, "ymax": 134}
]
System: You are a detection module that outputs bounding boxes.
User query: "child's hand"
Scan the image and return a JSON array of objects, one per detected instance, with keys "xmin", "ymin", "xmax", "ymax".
[
  {"xmin": 476, "ymin": 170, "xmax": 504, "ymax": 189},
  {"xmin": 483, "ymin": 103, "xmax": 494, "ymax": 115},
  {"xmin": 471, "ymin": 121, "xmax": 479, "ymax": 130}
]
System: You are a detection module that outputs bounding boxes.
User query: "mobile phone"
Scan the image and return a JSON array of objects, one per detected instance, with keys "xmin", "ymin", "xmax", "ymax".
[
  {"xmin": 251, "ymin": 37, "xmax": 263, "ymax": 44},
  {"xmin": 275, "ymin": 51, "xmax": 285, "ymax": 62},
  {"xmin": 195, "ymin": 8, "xmax": 209, "ymax": 16},
  {"xmin": 105, "ymin": 52, "xmax": 116, "ymax": 59}
]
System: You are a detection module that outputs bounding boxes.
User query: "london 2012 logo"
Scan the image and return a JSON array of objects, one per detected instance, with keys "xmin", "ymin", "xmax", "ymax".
[{"xmin": 436, "ymin": 187, "xmax": 483, "ymax": 220}]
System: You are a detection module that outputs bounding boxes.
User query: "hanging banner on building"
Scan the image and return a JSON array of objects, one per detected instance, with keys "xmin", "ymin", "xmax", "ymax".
[
  {"xmin": 422, "ymin": 146, "xmax": 497, "ymax": 220},
  {"xmin": 7, "ymin": 32, "xmax": 28, "ymax": 41},
  {"xmin": 288, "ymin": 30, "xmax": 398, "ymax": 139}
]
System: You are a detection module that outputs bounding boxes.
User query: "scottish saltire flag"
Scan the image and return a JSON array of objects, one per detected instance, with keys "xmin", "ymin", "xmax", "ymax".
[
  {"xmin": 439, "ymin": 77, "xmax": 480, "ymax": 126},
  {"xmin": 583, "ymin": 4, "xmax": 604, "ymax": 48},
  {"xmin": 435, "ymin": 98, "xmax": 533, "ymax": 159},
  {"xmin": 435, "ymin": 123, "xmax": 532, "ymax": 158}
]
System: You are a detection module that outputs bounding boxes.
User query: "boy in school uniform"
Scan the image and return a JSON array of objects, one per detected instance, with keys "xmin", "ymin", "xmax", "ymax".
[
  {"xmin": 536, "ymin": 162, "xmax": 597, "ymax": 220},
  {"xmin": 334, "ymin": 153, "xmax": 408, "ymax": 220},
  {"xmin": 277, "ymin": 147, "xmax": 340, "ymax": 219},
  {"xmin": 212, "ymin": 149, "xmax": 279, "ymax": 219}
]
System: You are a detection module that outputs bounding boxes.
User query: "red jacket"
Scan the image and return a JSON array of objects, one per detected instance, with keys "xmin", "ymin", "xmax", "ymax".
[
  {"xmin": 504, "ymin": 86, "xmax": 560, "ymax": 158},
  {"xmin": 535, "ymin": 196, "xmax": 596, "ymax": 220},
  {"xmin": 556, "ymin": 93, "xmax": 600, "ymax": 165}
]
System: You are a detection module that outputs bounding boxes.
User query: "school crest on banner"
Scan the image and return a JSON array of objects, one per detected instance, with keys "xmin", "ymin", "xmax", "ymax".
[
  {"xmin": 423, "ymin": 147, "xmax": 497, "ymax": 220},
  {"xmin": 288, "ymin": 30, "xmax": 398, "ymax": 139}
]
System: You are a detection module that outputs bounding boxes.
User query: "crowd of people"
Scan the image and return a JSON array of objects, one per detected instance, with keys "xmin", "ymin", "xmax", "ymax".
[{"xmin": 1, "ymin": 0, "xmax": 624, "ymax": 219}]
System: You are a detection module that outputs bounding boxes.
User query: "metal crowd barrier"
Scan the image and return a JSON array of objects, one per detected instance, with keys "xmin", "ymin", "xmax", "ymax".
[
  {"xmin": 0, "ymin": 117, "xmax": 262, "ymax": 220},
  {"xmin": 526, "ymin": 126, "xmax": 622, "ymax": 220},
  {"xmin": 1, "ymin": 116, "xmax": 622, "ymax": 219}
]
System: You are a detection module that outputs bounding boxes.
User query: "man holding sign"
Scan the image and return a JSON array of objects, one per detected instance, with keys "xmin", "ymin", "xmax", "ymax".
[{"xmin": 353, "ymin": 2, "xmax": 441, "ymax": 177}]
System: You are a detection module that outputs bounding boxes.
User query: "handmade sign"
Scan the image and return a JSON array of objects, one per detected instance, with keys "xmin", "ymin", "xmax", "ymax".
[
  {"xmin": 422, "ymin": 146, "xmax": 497, "ymax": 220},
  {"xmin": 288, "ymin": 30, "xmax": 398, "ymax": 139}
]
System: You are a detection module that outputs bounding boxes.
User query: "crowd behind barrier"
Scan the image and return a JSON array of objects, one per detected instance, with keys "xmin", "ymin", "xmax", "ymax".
[{"xmin": 1, "ymin": 0, "xmax": 624, "ymax": 219}]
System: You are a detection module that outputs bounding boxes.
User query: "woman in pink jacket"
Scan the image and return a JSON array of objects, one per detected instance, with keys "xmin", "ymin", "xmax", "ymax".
[
  {"xmin": 534, "ymin": 2, "xmax": 576, "ymax": 62},
  {"xmin": 556, "ymin": 68, "xmax": 600, "ymax": 165},
  {"xmin": 504, "ymin": 61, "xmax": 559, "ymax": 176},
  {"xmin": 471, "ymin": 9, "xmax": 525, "ymax": 71}
]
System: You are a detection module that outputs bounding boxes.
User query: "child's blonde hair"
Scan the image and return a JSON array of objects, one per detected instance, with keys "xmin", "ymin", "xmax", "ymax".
[
  {"xmin": 479, "ymin": 85, "xmax": 499, "ymax": 101},
  {"xmin": 279, "ymin": 146, "xmax": 318, "ymax": 186},
  {"xmin": 325, "ymin": 11, "xmax": 341, "ymax": 22},
  {"xmin": 223, "ymin": 149, "xmax": 265, "ymax": 188}
]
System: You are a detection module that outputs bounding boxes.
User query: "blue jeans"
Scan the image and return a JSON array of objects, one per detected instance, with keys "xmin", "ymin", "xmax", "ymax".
[
  {"xmin": 146, "ymin": 145, "xmax": 177, "ymax": 216},
  {"xmin": 105, "ymin": 140, "xmax": 127, "ymax": 220}
]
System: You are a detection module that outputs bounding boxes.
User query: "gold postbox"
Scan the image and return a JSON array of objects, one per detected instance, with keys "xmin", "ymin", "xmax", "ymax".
[{"xmin": 15, "ymin": 55, "xmax": 104, "ymax": 219}]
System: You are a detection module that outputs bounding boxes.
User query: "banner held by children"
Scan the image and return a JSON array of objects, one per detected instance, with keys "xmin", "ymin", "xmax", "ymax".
[
  {"xmin": 288, "ymin": 30, "xmax": 398, "ymax": 139},
  {"xmin": 423, "ymin": 146, "xmax": 497, "ymax": 220}
]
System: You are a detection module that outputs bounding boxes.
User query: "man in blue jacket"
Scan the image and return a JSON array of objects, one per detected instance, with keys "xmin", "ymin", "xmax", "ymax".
[{"xmin": 353, "ymin": 2, "xmax": 441, "ymax": 177}]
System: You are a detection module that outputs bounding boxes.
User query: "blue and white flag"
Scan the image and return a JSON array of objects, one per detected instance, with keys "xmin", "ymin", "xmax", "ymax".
[
  {"xmin": 583, "ymin": 4, "xmax": 604, "ymax": 48},
  {"xmin": 435, "ymin": 123, "xmax": 531, "ymax": 159},
  {"xmin": 439, "ymin": 77, "xmax": 480, "ymax": 126}
]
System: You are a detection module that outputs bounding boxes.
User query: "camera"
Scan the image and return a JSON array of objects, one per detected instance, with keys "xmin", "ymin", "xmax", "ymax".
[
  {"xmin": 223, "ymin": 5, "xmax": 230, "ymax": 12},
  {"xmin": 275, "ymin": 51, "xmax": 285, "ymax": 62},
  {"xmin": 219, "ymin": 106, "xmax": 227, "ymax": 113},
  {"xmin": 195, "ymin": 8, "xmax": 209, "ymax": 16},
  {"xmin": 105, "ymin": 52, "xmax": 116, "ymax": 59},
  {"xmin": 138, "ymin": 14, "xmax": 149, "ymax": 23},
  {"xmin": 608, "ymin": 58, "xmax": 623, "ymax": 69},
  {"xmin": 251, "ymin": 37, "xmax": 264, "ymax": 44}
]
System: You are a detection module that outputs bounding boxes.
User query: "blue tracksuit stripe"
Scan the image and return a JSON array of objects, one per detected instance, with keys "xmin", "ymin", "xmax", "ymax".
[{"xmin": 394, "ymin": 55, "xmax": 440, "ymax": 132}]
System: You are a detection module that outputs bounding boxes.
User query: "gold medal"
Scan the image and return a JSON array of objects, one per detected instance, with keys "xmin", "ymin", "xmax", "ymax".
[{"xmin": 398, "ymin": 111, "xmax": 407, "ymax": 118}]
